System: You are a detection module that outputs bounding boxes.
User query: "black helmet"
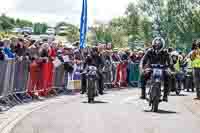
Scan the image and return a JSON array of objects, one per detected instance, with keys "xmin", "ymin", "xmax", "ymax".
[{"xmin": 152, "ymin": 37, "xmax": 165, "ymax": 53}]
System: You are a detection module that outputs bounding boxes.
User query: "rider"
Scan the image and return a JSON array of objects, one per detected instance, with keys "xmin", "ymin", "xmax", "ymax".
[
  {"xmin": 83, "ymin": 47, "xmax": 105, "ymax": 95},
  {"xmin": 140, "ymin": 37, "xmax": 172, "ymax": 102}
]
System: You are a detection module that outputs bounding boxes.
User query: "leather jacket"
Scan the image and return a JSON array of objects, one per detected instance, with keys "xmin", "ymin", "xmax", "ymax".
[{"xmin": 140, "ymin": 48, "xmax": 172, "ymax": 73}]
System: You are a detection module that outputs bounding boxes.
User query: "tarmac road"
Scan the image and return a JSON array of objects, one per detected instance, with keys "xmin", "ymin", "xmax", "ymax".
[{"xmin": 11, "ymin": 89, "xmax": 200, "ymax": 133}]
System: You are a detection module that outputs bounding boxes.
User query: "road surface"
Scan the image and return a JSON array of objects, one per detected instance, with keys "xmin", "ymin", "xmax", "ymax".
[{"xmin": 11, "ymin": 89, "xmax": 200, "ymax": 133}]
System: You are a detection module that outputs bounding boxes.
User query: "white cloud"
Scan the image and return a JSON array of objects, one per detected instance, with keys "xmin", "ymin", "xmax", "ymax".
[
  {"xmin": 0, "ymin": 0, "xmax": 136, "ymax": 26},
  {"xmin": 0, "ymin": 0, "xmax": 16, "ymax": 13}
]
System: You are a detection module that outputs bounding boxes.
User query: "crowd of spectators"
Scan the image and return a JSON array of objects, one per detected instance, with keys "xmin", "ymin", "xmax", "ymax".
[{"xmin": 0, "ymin": 35, "xmax": 145, "ymax": 95}]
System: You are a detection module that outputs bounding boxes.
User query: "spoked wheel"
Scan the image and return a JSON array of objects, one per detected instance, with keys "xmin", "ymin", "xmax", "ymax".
[
  {"xmin": 150, "ymin": 82, "xmax": 161, "ymax": 112},
  {"xmin": 151, "ymin": 98, "xmax": 159, "ymax": 112},
  {"xmin": 87, "ymin": 80, "xmax": 96, "ymax": 103},
  {"xmin": 88, "ymin": 97, "xmax": 94, "ymax": 103}
]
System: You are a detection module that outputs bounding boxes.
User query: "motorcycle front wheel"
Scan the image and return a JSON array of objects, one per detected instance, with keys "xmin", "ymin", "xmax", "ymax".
[
  {"xmin": 87, "ymin": 79, "xmax": 96, "ymax": 103},
  {"xmin": 150, "ymin": 83, "xmax": 161, "ymax": 112},
  {"xmin": 152, "ymin": 97, "xmax": 159, "ymax": 112}
]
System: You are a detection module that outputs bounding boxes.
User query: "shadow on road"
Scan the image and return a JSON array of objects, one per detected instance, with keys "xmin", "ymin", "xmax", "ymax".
[
  {"xmin": 144, "ymin": 109, "xmax": 178, "ymax": 114},
  {"xmin": 82, "ymin": 101, "xmax": 109, "ymax": 104},
  {"xmin": 169, "ymin": 94, "xmax": 188, "ymax": 97}
]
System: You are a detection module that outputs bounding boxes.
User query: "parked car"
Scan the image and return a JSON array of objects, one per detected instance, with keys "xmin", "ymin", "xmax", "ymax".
[
  {"xmin": 57, "ymin": 26, "xmax": 68, "ymax": 36},
  {"xmin": 46, "ymin": 28, "xmax": 56, "ymax": 35},
  {"xmin": 11, "ymin": 28, "xmax": 22, "ymax": 33},
  {"xmin": 40, "ymin": 34, "xmax": 55, "ymax": 43},
  {"xmin": 22, "ymin": 27, "xmax": 33, "ymax": 35}
]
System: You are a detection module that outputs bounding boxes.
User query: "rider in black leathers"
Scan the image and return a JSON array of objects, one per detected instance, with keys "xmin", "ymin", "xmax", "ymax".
[
  {"xmin": 81, "ymin": 47, "xmax": 104, "ymax": 95},
  {"xmin": 140, "ymin": 37, "xmax": 172, "ymax": 102}
]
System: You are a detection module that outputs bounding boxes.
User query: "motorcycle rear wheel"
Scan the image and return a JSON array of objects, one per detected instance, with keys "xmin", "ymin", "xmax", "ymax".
[
  {"xmin": 87, "ymin": 80, "xmax": 96, "ymax": 103},
  {"xmin": 88, "ymin": 97, "xmax": 94, "ymax": 103},
  {"xmin": 152, "ymin": 98, "xmax": 159, "ymax": 112}
]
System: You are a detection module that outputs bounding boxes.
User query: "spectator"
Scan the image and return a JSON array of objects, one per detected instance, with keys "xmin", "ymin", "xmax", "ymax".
[
  {"xmin": 2, "ymin": 39, "xmax": 15, "ymax": 59},
  {"xmin": 14, "ymin": 38, "xmax": 27, "ymax": 57},
  {"xmin": 0, "ymin": 41, "xmax": 5, "ymax": 60}
]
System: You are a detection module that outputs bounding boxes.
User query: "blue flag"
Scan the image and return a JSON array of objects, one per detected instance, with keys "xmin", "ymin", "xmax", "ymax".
[{"xmin": 80, "ymin": 0, "xmax": 87, "ymax": 49}]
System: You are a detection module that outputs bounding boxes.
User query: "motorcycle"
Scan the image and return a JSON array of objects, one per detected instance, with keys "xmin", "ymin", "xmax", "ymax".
[
  {"xmin": 86, "ymin": 66, "xmax": 98, "ymax": 103},
  {"xmin": 148, "ymin": 64, "xmax": 165, "ymax": 112}
]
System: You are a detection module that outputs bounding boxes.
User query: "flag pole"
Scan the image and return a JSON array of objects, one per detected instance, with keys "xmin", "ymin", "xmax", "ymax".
[{"xmin": 80, "ymin": 0, "xmax": 88, "ymax": 49}]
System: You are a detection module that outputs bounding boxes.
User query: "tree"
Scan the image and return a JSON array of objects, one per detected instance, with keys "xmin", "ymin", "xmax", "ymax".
[
  {"xmin": 125, "ymin": 3, "xmax": 141, "ymax": 41},
  {"xmin": 65, "ymin": 24, "xmax": 79, "ymax": 43},
  {"xmin": 110, "ymin": 27, "xmax": 128, "ymax": 48},
  {"xmin": 192, "ymin": 10, "xmax": 200, "ymax": 33},
  {"xmin": 15, "ymin": 19, "xmax": 32, "ymax": 28},
  {"xmin": 0, "ymin": 14, "xmax": 15, "ymax": 30},
  {"xmin": 140, "ymin": 17, "xmax": 153, "ymax": 46},
  {"xmin": 88, "ymin": 1, "xmax": 200, "ymax": 49},
  {"xmin": 55, "ymin": 22, "xmax": 68, "ymax": 32},
  {"xmin": 91, "ymin": 24, "xmax": 112, "ymax": 44}
]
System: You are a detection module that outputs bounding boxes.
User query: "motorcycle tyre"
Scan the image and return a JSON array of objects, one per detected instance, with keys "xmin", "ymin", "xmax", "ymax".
[{"xmin": 152, "ymin": 98, "xmax": 159, "ymax": 112}]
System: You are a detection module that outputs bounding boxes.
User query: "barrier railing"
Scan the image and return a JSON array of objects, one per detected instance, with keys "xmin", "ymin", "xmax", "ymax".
[
  {"xmin": 128, "ymin": 62, "xmax": 140, "ymax": 87},
  {"xmin": 0, "ymin": 60, "xmax": 141, "ymax": 111},
  {"xmin": 114, "ymin": 61, "xmax": 128, "ymax": 87}
]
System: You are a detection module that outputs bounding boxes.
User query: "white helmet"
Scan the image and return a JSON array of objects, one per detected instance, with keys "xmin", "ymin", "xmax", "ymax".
[
  {"xmin": 152, "ymin": 37, "xmax": 165, "ymax": 53},
  {"xmin": 171, "ymin": 51, "xmax": 179, "ymax": 57},
  {"xmin": 171, "ymin": 51, "xmax": 180, "ymax": 61}
]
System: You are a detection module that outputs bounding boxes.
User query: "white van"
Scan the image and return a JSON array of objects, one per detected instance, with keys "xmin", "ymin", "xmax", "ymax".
[
  {"xmin": 58, "ymin": 26, "xmax": 68, "ymax": 35},
  {"xmin": 22, "ymin": 27, "xmax": 33, "ymax": 34},
  {"xmin": 46, "ymin": 28, "xmax": 56, "ymax": 35}
]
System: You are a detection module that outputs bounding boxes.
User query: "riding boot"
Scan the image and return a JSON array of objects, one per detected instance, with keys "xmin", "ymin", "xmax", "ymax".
[
  {"xmin": 163, "ymin": 91, "xmax": 168, "ymax": 102},
  {"xmin": 140, "ymin": 87, "xmax": 146, "ymax": 99},
  {"xmin": 163, "ymin": 87, "xmax": 169, "ymax": 102},
  {"xmin": 196, "ymin": 88, "xmax": 200, "ymax": 99}
]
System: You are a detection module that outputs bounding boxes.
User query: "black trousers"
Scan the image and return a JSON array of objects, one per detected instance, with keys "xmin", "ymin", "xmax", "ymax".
[
  {"xmin": 97, "ymin": 71, "xmax": 104, "ymax": 93},
  {"xmin": 81, "ymin": 74, "xmax": 87, "ymax": 93}
]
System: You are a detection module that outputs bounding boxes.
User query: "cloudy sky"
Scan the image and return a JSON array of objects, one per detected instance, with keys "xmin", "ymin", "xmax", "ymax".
[{"xmin": 0, "ymin": 0, "xmax": 136, "ymax": 26}]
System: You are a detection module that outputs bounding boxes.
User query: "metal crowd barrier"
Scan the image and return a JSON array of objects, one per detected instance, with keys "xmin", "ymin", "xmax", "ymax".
[
  {"xmin": 13, "ymin": 61, "xmax": 32, "ymax": 103},
  {"xmin": 103, "ymin": 61, "xmax": 113, "ymax": 89},
  {"xmin": 28, "ymin": 61, "xmax": 54, "ymax": 97},
  {"xmin": 52, "ymin": 64, "xmax": 65, "ymax": 94},
  {"xmin": 114, "ymin": 62, "xmax": 128, "ymax": 87},
  {"xmin": 0, "ymin": 59, "xmax": 141, "ymax": 111},
  {"xmin": 128, "ymin": 62, "xmax": 140, "ymax": 87},
  {"xmin": 0, "ymin": 60, "xmax": 56, "ymax": 111},
  {"xmin": 111, "ymin": 62, "xmax": 120, "ymax": 86},
  {"xmin": 0, "ymin": 60, "xmax": 24, "ymax": 108},
  {"xmin": 67, "ymin": 64, "xmax": 82, "ymax": 92}
]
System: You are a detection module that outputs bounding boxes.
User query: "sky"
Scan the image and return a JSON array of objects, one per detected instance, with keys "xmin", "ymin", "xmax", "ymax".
[{"xmin": 0, "ymin": 0, "xmax": 136, "ymax": 26}]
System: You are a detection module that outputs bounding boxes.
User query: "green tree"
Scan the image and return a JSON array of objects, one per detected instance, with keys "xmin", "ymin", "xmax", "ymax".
[
  {"xmin": 110, "ymin": 27, "xmax": 128, "ymax": 48},
  {"xmin": 65, "ymin": 24, "xmax": 79, "ymax": 43},
  {"xmin": 15, "ymin": 19, "xmax": 32, "ymax": 28},
  {"xmin": 125, "ymin": 3, "xmax": 141, "ymax": 41},
  {"xmin": 0, "ymin": 14, "xmax": 15, "ymax": 30},
  {"xmin": 55, "ymin": 22, "xmax": 68, "ymax": 33},
  {"xmin": 140, "ymin": 17, "xmax": 153, "ymax": 46}
]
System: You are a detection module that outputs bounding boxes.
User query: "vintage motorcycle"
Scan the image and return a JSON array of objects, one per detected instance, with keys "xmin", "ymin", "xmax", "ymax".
[
  {"xmin": 148, "ymin": 64, "xmax": 166, "ymax": 112},
  {"xmin": 86, "ymin": 66, "xmax": 99, "ymax": 103}
]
